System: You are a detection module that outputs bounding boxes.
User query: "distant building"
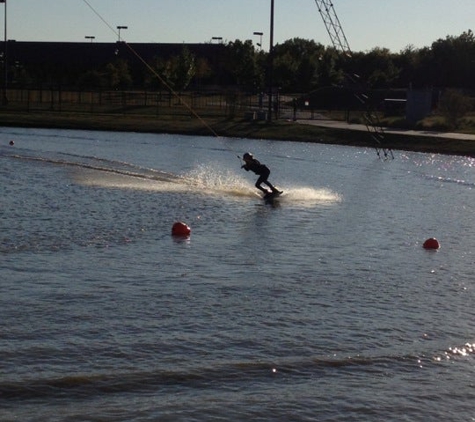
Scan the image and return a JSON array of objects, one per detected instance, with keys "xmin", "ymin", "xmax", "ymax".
[{"xmin": 1, "ymin": 41, "xmax": 226, "ymax": 87}]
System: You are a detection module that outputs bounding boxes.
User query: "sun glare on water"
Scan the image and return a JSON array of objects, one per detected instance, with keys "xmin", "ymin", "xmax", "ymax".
[{"xmin": 73, "ymin": 163, "xmax": 341, "ymax": 207}]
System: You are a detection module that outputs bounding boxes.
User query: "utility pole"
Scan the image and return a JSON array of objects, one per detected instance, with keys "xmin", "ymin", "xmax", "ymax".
[
  {"xmin": 2, "ymin": 0, "xmax": 7, "ymax": 105},
  {"xmin": 267, "ymin": 0, "xmax": 274, "ymax": 122}
]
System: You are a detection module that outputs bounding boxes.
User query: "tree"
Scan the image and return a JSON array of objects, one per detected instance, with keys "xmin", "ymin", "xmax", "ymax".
[
  {"xmin": 146, "ymin": 47, "xmax": 196, "ymax": 91},
  {"xmin": 103, "ymin": 59, "xmax": 132, "ymax": 90},
  {"xmin": 77, "ymin": 70, "xmax": 106, "ymax": 90},
  {"xmin": 350, "ymin": 47, "xmax": 400, "ymax": 89},
  {"xmin": 431, "ymin": 30, "xmax": 475, "ymax": 89},
  {"xmin": 9, "ymin": 63, "xmax": 33, "ymax": 88},
  {"xmin": 272, "ymin": 38, "xmax": 325, "ymax": 92},
  {"xmin": 167, "ymin": 46, "xmax": 196, "ymax": 91},
  {"xmin": 193, "ymin": 57, "xmax": 213, "ymax": 86},
  {"xmin": 394, "ymin": 45, "xmax": 424, "ymax": 88},
  {"xmin": 438, "ymin": 88, "xmax": 472, "ymax": 129},
  {"xmin": 317, "ymin": 47, "xmax": 344, "ymax": 88},
  {"xmin": 223, "ymin": 39, "xmax": 259, "ymax": 88}
]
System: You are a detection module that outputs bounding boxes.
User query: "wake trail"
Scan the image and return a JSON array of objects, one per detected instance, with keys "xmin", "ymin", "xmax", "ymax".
[
  {"xmin": 74, "ymin": 161, "xmax": 342, "ymax": 205},
  {"xmin": 281, "ymin": 186, "xmax": 341, "ymax": 205},
  {"xmin": 6, "ymin": 150, "xmax": 341, "ymax": 204}
]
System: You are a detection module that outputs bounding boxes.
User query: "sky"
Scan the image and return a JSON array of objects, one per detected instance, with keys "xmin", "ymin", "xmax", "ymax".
[{"xmin": 3, "ymin": 0, "xmax": 475, "ymax": 52}]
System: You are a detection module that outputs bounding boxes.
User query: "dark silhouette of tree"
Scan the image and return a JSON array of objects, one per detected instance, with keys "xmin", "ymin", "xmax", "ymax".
[
  {"xmin": 8, "ymin": 30, "xmax": 475, "ymax": 96},
  {"xmin": 145, "ymin": 46, "xmax": 196, "ymax": 91},
  {"xmin": 77, "ymin": 70, "xmax": 106, "ymax": 90},
  {"xmin": 438, "ymin": 88, "xmax": 472, "ymax": 128},
  {"xmin": 431, "ymin": 30, "xmax": 475, "ymax": 89},
  {"xmin": 272, "ymin": 38, "xmax": 325, "ymax": 92},
  {"xmin": 223, "ymin": 39, "xmax": 259, "ymax": 88},
  {"xmin": 102, "ymin": 59, "xmax": 132, "ymax": 90},
  {"xmin": 193, "ymin": 57, "xmax": 213, "ymax": 87}
]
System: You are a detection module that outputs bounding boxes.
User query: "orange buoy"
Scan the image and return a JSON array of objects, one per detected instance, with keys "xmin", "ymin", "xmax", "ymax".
[
  {"xmin": 423, "ymin": 238, "xmax": 440, "ymax": 249},
  {"xmin": 172, "ymin": 221, "xmax": 191, "ymax": 236}
]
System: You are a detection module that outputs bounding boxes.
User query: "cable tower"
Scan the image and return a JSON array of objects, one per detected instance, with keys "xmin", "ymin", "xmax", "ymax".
[{"xmin": 314, "ymin": 0, "xmax": 393, "ymax": 159}]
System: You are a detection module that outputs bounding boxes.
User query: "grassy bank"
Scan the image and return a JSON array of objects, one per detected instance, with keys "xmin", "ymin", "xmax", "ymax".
[{"xmin": 1, "ymin": 111, "xmax": 474, "ymax": 157}]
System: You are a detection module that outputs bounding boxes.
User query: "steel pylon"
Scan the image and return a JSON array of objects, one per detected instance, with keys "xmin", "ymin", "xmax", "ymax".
[{"xmin": 314, "ymin": 0, "xmax": 393, "ymax": 159}]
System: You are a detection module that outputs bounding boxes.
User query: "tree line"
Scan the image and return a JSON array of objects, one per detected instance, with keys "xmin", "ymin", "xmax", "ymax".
[{"xmin": 6, "ymin": 30, "xmax": 475, "ymax": 95}]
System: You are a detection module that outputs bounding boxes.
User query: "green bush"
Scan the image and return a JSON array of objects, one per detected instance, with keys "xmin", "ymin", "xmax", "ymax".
[{"xmin": 438, "ymin": 89, "xmax": 472, "ymax": 129}]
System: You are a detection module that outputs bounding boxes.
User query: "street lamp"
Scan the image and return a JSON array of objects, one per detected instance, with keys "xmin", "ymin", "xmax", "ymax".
[
  {"xmin": 116, "ymin": 25, "xmax": 128, "ymax": 42},
  {"xmin": 253, "ymin": 31, "xmax": 263, "ymax": 49},
  {"xmin": 2, "ymin": 0, "xmax": 7, "ymax": 105},
  {"xmin": 85, "ymin": 36, "xmax": 95, "ymax": 66},
  {"xmin": 268, "ymin": 0, "xmax": 275, "ymax": 122}
]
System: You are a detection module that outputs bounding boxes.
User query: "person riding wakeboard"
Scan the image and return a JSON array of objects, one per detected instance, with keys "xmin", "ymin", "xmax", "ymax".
[{"xmin": 241, "ymin": 152, "xmax": 282, "ymax": 196}]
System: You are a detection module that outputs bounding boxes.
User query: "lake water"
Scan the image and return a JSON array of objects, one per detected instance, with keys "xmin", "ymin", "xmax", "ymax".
[{"xmin": 1, "ymin": 127, "xmax": 474, "ymax": 421}]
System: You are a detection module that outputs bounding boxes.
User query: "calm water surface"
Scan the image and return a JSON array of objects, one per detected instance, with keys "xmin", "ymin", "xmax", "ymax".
[{"xmin": 1, "ymin": 127, "xmax": 474, "ymax": 421}]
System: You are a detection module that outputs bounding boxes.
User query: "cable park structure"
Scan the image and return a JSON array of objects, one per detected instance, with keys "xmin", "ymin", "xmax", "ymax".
[
  {"xmin": 79, "ymin": 0, "xmax": 393, "ymax": 158},
  {"xmin": 314, "ymin": 0, "xmax": 394, "ymax": 159}
]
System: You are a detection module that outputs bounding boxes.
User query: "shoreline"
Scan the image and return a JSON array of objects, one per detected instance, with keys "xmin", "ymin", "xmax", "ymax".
[{"xmin": 1, "ymin": 111, "xmax": 474, "ymax": 157}]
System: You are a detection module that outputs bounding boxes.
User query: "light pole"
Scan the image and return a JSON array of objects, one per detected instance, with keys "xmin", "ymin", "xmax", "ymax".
[
  {"xmin": 253, "ymin": 31, "xmax": 263, "ymax": 49},
  {"xmin": 2, "ymin": 0, "xmax": 7, "ymax": 105},
  {"xmin": 267, "ymin": 0, "xmax": 274, "ymax": 122},
  {"xmin": 85, "ymin": 36, "xmax": 95, "ymax": 66},
  {"xmin": 116, "ymin": 26, "xmax": 127, "ymax": 56},
  {"xmin": 116, "ymin": 25, "xmax": 128, "ymax": 43}
]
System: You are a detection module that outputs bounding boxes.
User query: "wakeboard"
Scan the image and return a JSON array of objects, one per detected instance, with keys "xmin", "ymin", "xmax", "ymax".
[{"xmin": 263, "ymin": 190, "xmax": 283, "ymax": 201}]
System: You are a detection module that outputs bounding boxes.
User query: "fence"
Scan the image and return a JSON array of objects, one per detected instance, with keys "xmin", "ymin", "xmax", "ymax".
[
  {"xmin": 1, "ymin": 88, "xmax": 270, "ymax": 119},
  {"xmin": 0, "ymin": 88, "xmax": 308, "ymax": 123}
]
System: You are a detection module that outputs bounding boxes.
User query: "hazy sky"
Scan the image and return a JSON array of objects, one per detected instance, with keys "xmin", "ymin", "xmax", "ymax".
[{"xmin": 3, "ymin": 0, "xmax": 474, "ymax": 52}]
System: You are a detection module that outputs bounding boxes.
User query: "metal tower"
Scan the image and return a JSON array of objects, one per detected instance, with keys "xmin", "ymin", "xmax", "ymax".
[
  {"xmin": 314, "ymin": 0, "xmax": 351, "ymax": 56},
  {"xmin": 314, "ymin": 0, "xmax": 393, "ymax": 159}
]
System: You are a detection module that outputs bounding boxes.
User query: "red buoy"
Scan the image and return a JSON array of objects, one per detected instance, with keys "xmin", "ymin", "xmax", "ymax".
[
  {"xmin": 172, "ymin": 221, "xmax": 191, "ymax": 236},
  {"xmin": 423, "ymin": 238, "xmax": 440, "ymax": 249}
]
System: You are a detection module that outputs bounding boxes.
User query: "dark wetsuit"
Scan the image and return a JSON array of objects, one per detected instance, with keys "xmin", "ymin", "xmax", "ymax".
[{"xmin": 242, "ymin": 158, "xmax": 277, "ymax": 193}]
